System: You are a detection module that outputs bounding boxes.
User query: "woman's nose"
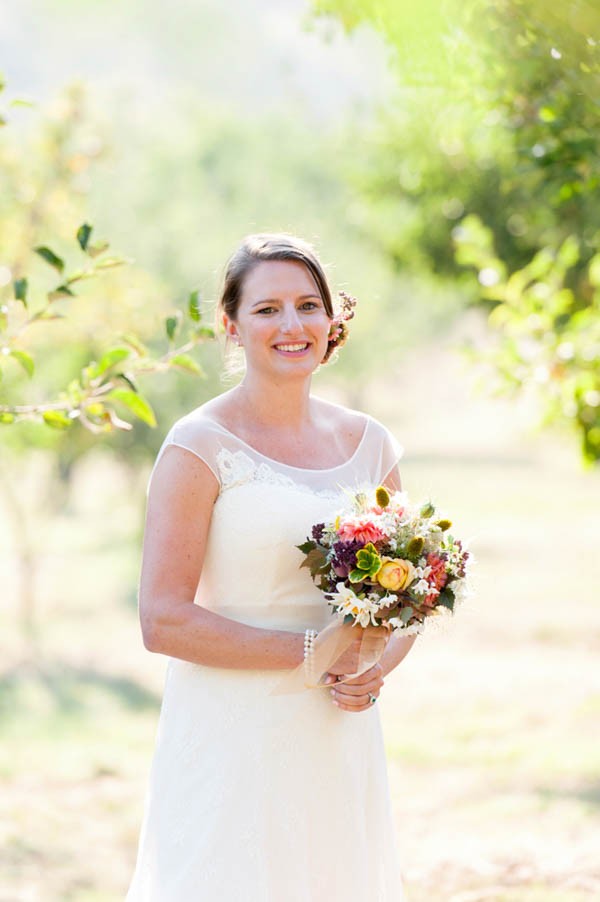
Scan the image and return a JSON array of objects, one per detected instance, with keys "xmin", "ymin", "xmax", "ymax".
[{"xmin": 280, "ymin": 306, "xmax": 302, "ymax": 333}]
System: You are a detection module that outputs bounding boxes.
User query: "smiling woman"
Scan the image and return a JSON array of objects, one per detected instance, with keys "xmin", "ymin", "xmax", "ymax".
[{"xmin": 125, "ymin": 233, "xmax": 416, "ymax": 901}]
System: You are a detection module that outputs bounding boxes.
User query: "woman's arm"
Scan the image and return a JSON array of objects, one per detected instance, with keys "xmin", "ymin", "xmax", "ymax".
[{"xmin": 139, "ymin": 445, "xmax": 305, "ymax": 670}]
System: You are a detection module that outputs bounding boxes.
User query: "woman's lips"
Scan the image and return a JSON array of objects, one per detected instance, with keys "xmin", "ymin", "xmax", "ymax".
[{"xmin": 273, "ymin": 342, "xmax": 311, "ymax": 356}]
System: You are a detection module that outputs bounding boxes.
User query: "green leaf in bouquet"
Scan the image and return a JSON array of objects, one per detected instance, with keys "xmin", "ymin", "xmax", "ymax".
[
  {"xmin": 437, "ymin": 587, "xmax": 455, "ymax": 612},
  {"xmin": 300, "ymin": 547, "xmax": 328, "ymax": 578},
  {"xmin": 296, "ymin": 540, "xmax": 316, "ymax": 555},
  {"xmin": 355, "ymin": 542, "xmax": 381, "ymax": 578},
  {"xmin": 419, "ymin": 501, "xmax": 435, "ymax": 518},
  {"xmin": 399, "ymin": 606, "xmax": 414, "ymax": 623},
  {"xmin": 342, "ymin": 614, "xmax": 355, "ymax": 625},
  {"xmin": 348, "ymin": 569, "xmax": 366, "ymax": 584},
  {"xmin": 34, "ymin": 246, "xmax": 65, "ymax": 274},
  {"xmin": 435, "ymin": 519, "xmax": 452, "ymax": 531}
]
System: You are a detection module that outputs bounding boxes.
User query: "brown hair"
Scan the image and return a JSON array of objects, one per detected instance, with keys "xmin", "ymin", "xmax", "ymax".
[{"xmin": 217, "ymin": 233, "xmax": 343, "ymax": 363}]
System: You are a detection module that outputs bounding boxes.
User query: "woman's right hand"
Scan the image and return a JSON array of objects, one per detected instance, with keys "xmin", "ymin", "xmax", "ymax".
[
  {"xmin": 325, "ymin": 625, "xmax": 390, "ymax": 678},
  {"xmin": 326, "ymin": 633, "xmax": 364, "ymax": 677}
]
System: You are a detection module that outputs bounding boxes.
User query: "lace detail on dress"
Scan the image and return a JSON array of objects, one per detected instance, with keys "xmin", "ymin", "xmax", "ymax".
[{"xmin": 215, "ymin": 447, "xmax": 346, "ymax": 500}]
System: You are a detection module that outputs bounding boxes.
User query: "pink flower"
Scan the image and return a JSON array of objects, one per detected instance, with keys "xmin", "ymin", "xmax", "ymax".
[
  {"xmin": 425, "ymin": 553, "xmax": 447, "ymax": 601},
  {"xmin": 337, "ymin": 516, "xmax": 385, "ymax": 545}
]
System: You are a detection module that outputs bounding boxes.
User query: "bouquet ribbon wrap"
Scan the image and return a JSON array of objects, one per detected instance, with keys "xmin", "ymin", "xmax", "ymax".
[{"xmin": 269, "ymin": 616, "xmax": 391, "ymax": 696}]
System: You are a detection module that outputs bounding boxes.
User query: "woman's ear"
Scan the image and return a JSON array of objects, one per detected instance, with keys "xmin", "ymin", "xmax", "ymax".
[{"xmin": 222, "ymin": 313, "xmax": 241, "ymax": 346}]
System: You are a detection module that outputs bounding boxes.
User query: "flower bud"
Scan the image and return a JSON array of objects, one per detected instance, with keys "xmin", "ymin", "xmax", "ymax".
[
  {"xmin": 407, "ymin": 536, "xmax": 424, "ymax": 556},
  {"xmin": 375, "ymin": 486, "xmax": 390, "ymax": 508}
]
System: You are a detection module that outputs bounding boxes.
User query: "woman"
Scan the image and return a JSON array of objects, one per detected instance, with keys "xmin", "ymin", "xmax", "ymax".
[{"xmin": 126, "ymin": 233, "xmax": 417, "ymax": 901}]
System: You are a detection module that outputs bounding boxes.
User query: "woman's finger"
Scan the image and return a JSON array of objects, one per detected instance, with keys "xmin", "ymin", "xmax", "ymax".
[{"xmin": 333, "ymin": 677, "xmax": 383, "ymax": 698}]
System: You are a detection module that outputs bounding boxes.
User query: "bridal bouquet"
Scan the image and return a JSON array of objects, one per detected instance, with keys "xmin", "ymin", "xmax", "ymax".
[{"xmin": 297, "ymin": 485, "xmax": 472, "ymax": 636}]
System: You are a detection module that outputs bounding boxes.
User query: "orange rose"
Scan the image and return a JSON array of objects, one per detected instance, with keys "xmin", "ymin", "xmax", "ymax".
[{"xmin": 376, "ymin": 557, "xmax": 416, "ymax": 592}]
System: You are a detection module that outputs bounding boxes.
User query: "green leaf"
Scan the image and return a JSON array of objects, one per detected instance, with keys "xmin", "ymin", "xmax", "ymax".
[
  {"xmin": 107, "ymin": 388, "xmax": 157, "ymax": 427},
  {"xmin": 188, "ymin": 289, "xmax": 202, "ymax": 322},
  {"xmin": 399, "ymin": 606, "xmax": 414, "ymax": 623},
  {"xmin": 165, "ymin": 316, "xmax": 179, "ymax": 342},
  {"xmin": 92, "ymin": 347, "xmax": 131, "ymax": 377},
  {"xmin": 195, "ymin": 325, "xmax": 216, "ymax": 340},
  {"xmin": 77, "ymin": 222, "xmax": 92, "ymax": 251},
  {"xmin": 14, "ymin": 278, "xmax": 28, "ymax": 305},
  {"xmin": 87, "ymin": 241, "xmax": 109, "ymax": 258},
  {"xmin": 10, "ymin": 349, "xmax": 34, "ymax": 377},
  {"xmin": 297, "ymin": 540, "xmax": 316, "ymax": 555},
  {"xmin": 0, "ymin": 411, "xmax": 15, "ymax": 424},
  {"xmin": 349, "ymin": 569, "xmax": 366, "ymax": 584},
  {"xmin": 42, "ymin": 410, "xmax": 73, "ymax": 429},
  {"xmin": 120, "ymin": 333, "xmax": 148, "ymax": 355},
  {"xmin": 34, "ymin": 246, "xmax": 65, "ymax": 274},
  {"xmin": 93, "ymin": 255, "xmax": 125, "ymax": 269},
  {"xmin": 117, "ymin": 371, "xmax": 139, "ymax": 392},
  {"xmin": 48, "ymin": 284, "xmax": 75, "ymax": 301},
  {"xmin": 300, "ymin": 547, "xmax": 328, "ymax": 578},
  {"xmin": 437, "ymin": 587, "xmax": 455, "ymax": 612},
  {"xmin": 169, "ymin": 353, "xmax": 204, "ymax": 376},
  {"xmin": 9, "ymin": 98, "xmax": 35, "ymax": 108}
]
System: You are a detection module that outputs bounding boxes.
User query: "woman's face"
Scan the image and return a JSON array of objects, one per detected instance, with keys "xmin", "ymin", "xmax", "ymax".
[{"xmin": 224, "ymin": 259, "xmax": 331, "ymax": 380}]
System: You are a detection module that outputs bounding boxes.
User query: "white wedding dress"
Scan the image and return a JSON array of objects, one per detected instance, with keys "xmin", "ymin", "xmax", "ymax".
[{"xmin": 126, "ymin": 405, "xmax": 405, "ymax": 901}]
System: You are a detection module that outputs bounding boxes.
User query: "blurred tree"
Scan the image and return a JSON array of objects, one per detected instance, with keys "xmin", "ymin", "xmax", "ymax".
[
  {"xmin": 0, "ymin": 79, "xmax": 213, "ymax": 644},
  {"xmin": 312, "ymin": 0, "xmax": 600, "ymax": 463}
]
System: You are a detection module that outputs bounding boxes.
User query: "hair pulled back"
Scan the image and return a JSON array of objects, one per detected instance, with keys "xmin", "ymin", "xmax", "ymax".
[{"xmin": 217, "ymin": 233, "xmax": 350, "ymax": 364}]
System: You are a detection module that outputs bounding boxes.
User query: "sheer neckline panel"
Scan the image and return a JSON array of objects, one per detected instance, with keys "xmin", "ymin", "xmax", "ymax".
[{"xmin": 199, "ymin": 414, "xmax": 371, "ymax": 473}]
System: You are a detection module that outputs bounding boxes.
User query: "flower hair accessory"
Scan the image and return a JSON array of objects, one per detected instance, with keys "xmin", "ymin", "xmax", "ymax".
[{"xmin": 324, "ymin": 290, "xmax": 357, "ymax": 362}]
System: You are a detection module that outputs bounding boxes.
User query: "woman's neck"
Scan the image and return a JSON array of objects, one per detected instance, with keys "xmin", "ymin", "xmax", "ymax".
[{"xmin": 231, "ymin": 373, "xmax": 316, "ymax": 432}]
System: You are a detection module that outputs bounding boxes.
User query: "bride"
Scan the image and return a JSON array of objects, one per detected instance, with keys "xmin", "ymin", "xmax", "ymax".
[{"xmin": 126, "ymin": 233, "xmax": 417, "ymax": 901}]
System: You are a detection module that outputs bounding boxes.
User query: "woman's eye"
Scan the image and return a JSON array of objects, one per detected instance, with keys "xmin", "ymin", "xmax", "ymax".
[
  {"xmin": 256, "ymin": 307, "xmax": 276, "ymax": 315},
  {"xmin": 301, "ymin": 301, "xmax": 319, "ymax": 310}
]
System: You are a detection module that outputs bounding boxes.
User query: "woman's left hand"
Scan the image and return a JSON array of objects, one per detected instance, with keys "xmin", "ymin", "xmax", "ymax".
[{"xmin": 325, "ymin": 662, "xmax": 384, "ymax": 713}]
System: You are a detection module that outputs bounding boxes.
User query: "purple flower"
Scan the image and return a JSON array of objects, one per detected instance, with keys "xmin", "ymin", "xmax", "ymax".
[
  {"xmin": 312, "ymin": 523, "xmax": 326, "ymax": 543},
  {"xmin": 331, "ymin": 540, "xmax": 361, "ymax": 578}
]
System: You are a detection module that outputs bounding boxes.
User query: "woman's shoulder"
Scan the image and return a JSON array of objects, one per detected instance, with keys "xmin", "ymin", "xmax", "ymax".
[{"xmin": 312, "ymin": 397, "xmax": 392, "ymax": 441}]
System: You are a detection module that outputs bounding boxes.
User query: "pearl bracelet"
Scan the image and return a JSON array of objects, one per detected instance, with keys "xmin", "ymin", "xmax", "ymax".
[{"xmin": 303, "ymin": 628, "xmax": 318, "ymax": 683}]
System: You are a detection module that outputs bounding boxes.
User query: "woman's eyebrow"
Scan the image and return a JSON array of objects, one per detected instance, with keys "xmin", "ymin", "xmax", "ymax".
[{"xmin": 250, "ymin": 294, "xmax": 321, "ymax": 308}]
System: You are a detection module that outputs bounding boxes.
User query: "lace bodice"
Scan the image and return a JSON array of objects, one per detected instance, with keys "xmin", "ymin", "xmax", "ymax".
[{"xmin": 147, "ymin": 404, "xmax": 404, "ymax": 632}]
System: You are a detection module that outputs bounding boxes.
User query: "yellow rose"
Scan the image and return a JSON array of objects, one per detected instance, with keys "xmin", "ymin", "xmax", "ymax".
[{"xmin": 376, "ymin": 557, "xmax": 416, "ymax": 592}]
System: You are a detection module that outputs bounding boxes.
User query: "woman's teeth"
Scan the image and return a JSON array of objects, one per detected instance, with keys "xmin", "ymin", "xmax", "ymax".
[{"xmin": 275, "ymin": 343, "xmax": 308, "ymax": 352}]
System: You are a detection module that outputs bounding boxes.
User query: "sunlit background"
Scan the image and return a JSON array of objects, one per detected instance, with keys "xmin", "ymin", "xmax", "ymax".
[{"xmin": 1, "ymin": 1, "xmax": 599, "ymax": 899}]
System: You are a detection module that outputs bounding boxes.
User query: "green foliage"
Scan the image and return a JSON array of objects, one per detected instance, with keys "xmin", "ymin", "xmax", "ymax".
[
  {"xmin": 0, "ymin": 84, "xmax": 213, "ymax": 436},
  {"xmin": 350, "ymin": 542, "xmax": 382, "ymax": 581},
  {"xmin": 313, "ymin": 0, "xmax": 600, "ymax": 462}
]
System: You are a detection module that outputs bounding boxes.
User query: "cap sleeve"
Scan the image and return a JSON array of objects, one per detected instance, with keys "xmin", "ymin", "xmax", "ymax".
[
  {"xmin": 146, "ymin": 411, "xmax": 223, "ymax": 495},
  {"xmin": 364, "ymin": 417, "xmax": 404, "ymax": 485}
]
